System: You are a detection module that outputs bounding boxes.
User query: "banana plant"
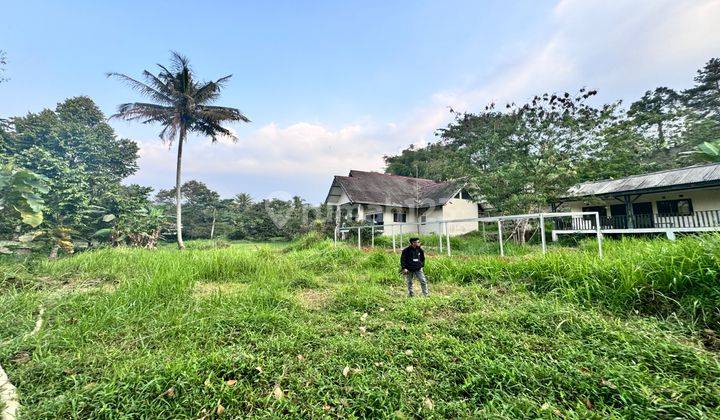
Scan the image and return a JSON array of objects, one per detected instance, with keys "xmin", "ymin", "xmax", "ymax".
[
  {"xmin": 696, "ymin": 140, "xmax": 720, "ymax": 162},
  {"xmin": 0, "ymin": 163, "xmax": 49, "ymax": 254},
  {"xmin": 0, "ymin": 163, "xmax": 49, "ymax": 227}
]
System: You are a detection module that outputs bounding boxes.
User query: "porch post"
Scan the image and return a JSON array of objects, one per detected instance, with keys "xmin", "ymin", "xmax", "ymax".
[
  {"xmin": 595, "ymin": 212, "xmax": 603, "ymax": 259},
  {"xmin": 624, "ymin": 195, "xmax": 634, "ymax": 229}
]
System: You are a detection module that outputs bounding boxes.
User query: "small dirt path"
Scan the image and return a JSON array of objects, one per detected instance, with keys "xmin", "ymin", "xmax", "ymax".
[{"xmin": 0, "ymin": 306, "xmax": 44, "ymax": 420}]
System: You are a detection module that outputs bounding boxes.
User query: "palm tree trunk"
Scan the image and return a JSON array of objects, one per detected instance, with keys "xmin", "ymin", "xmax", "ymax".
[
  {"xmin": 176, "ymin": 126, "xmax": 187, "ymax": 250},
  {"xmin": 210, "ymin": 207, "xmax": 216, "ymax": 240}
]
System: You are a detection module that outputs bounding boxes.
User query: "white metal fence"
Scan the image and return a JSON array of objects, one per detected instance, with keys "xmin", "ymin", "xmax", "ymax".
[{"xmin": 336, "ymin": 211, "xmax": 604, "ymax": 258}]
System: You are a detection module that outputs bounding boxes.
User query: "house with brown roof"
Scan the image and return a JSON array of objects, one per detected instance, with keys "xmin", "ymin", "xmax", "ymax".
[{"xmin": 324, "ymin": 170, "xmax": 483, "ymax": 236}]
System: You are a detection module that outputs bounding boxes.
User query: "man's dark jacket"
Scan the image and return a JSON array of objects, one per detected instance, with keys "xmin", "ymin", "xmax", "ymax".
[{"xmin": 401, "ymin": 246, "xmax": 425, "ymax": 272}]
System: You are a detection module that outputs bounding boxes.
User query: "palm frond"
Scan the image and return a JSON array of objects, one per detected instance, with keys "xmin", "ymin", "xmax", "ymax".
[
  {"xmin": 142, "ymin": 70, "xmax": 179, "ymax": 98},
  {"xmin": 193, "ymin": 119, "xmax": 235, "ymax": 143},
  {"xmin": 111, "ymin": 52, "xmax": 250, "ymax": 146},
  {"xmin": 106, "ymin": 73, "xmax": 174, "ymax": 105},
  {"xmin": 197, "ymin": 105, "xmax": 251, "ymax": 123},
  {"xmin": 194, "ymin": 75, "xmax": 232, "ymax": 104},
  {"xmin": 111, "ymin": 102, "xmax": 174, "ymax": 123}
]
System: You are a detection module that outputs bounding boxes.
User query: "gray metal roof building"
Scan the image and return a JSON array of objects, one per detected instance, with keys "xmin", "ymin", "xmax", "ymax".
[{"xmin": 563, "ymin": 163, "xmax": 720, "ymax": 198}]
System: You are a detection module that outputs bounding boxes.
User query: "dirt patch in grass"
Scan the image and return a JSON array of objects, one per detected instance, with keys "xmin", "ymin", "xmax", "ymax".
[{"xmin": 296, "ymin": 289, "xmax": 331, "ymax": 310}]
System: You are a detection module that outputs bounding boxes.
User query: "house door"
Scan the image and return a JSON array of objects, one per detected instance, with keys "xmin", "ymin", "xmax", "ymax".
[{"xmin": 632, "ymin": 202, "xmax": 654, "ymax": 228}]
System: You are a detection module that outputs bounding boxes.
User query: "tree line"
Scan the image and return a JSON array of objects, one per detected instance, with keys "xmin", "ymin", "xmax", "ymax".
[
  {"xmin": 384, "ymin": 58, "xmax": 720, "ymax": 214},
  {"xmin": 1, "ymin": 52, "xmax": 333, "ymax": 256},
  {"xmin": 0, "ymin": 97, "xmax": 328, "ymax": 256}
]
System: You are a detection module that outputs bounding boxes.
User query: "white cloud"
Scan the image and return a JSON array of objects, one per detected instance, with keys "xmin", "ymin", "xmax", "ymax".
[{"xmin": 127, "ymin": 0, "xmax": 720, "ymax": 201}]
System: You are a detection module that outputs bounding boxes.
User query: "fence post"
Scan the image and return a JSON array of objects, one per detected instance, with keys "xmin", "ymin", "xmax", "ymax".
[
  {"xmin": 445, "ymin": 222, "xmax": 451, "ymax": 256},
  {"xmin": 498, "ymin": 219, "xmax": 504, "ymax": 257},
  {"xmin": 392, "ymin": 226, "xmax": 396, "ymax": 253},
  {"xmin": 438, "ymin": 221, "xmax": 443, "ymax": 253},
  {"xmin": 334, "ymin": 225, "xmax": 337, "ymax": 246},
  {"xmin": 357, "ymin": 227, "xmax": 361, "ymax": 249},
  {"xmin": 400, "ymin": 224, "xmax": 404, "ymax": 247},
  {"xmin": 595, "ymin": 212, "xmax": 603, "ymax": 259},
  {"xmin": 539, "ymin": 214, "xmax": 547, "ymax": 254},
  {"xmin": 371, "ymin": 224, "xmax": 375, "ymax": 248}
]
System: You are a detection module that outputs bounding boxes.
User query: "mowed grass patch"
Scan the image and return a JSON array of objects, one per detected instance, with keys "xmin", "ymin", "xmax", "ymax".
[{"xmin": 0, "ymin": 238, "xmax": 719, "ymax": 418}]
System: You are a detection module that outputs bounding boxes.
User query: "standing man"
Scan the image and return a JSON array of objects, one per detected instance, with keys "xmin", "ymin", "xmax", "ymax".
[{"xmin": 401, "ymin": 237, "xmax": 428, "ymax": 297}]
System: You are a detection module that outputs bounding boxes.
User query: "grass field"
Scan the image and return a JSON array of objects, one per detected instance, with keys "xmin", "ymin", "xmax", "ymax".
[{"xmin": 1, "ymin": 235, "xmax": 719, "ymax": 418}]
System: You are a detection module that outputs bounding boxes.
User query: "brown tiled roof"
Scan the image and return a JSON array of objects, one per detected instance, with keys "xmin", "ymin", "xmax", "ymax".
[{"xmin": 327, "ymin": 170, "xmax": 464, "ymax": 208}]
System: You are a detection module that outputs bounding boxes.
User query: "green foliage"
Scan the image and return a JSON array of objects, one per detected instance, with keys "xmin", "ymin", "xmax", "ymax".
[
  {"xmin": 0, "ymin": 163, "xmax": 48, "ymax": 228},
  {"xmin": 0, "ymin": 97, "xmax": 141, "ymax": 255},
  {"xmin": 696, "ymin": 140, "xmax": 720, "ymax": 161},
  {"xmin": 385, "ymin": 57, "xmax": 720, "ymax": 213},
  {"xmin": 156, "ymin": 180, "xmax": 222, "ymax": 239},
  {"xmin": 1, "ymin": 237, "xmax": 720, "ymax": 417}
]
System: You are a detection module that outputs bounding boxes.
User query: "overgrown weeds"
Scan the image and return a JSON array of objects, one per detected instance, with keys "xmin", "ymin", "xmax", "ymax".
[{"xmin": 1, "ymin": 235, "xmax": 719, "ymax": 418}]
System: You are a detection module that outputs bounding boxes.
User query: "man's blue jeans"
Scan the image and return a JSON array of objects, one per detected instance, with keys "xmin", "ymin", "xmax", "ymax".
[{"xmin": 405, "ymin": 268, "xmax": 428, "ymax": 297}]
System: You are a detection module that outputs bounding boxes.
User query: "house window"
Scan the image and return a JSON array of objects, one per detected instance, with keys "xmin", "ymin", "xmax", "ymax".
[
  {"xmin": 657, "ymin": 199, "xmax": 693, "ymax": 215},
  {"xmin": 365, "ymin": 212, "xmax": 384, "ymax": 224},
  {"xmin": 393, "ymin": 209, "xmax": 407, "ymax": 223},
  {"xmin": 420, "ymin": 215, "xmax": 427, "ymax": 223}
]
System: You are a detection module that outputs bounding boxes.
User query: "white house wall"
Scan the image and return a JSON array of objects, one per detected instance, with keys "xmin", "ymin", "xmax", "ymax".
[
  {"xmin": 337, "ymin": 198, "xmax": 481, "ymax": 237},
  {"xmin": 441, "ymin": 198, "xmax": 479, "ymax": 235},
  {"xmin": 419, "ymin": 206, "xmax": 444, "ymax": 235}
]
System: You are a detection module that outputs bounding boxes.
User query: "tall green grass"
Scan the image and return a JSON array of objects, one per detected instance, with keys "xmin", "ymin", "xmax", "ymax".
[{"xmin": 1, "ymin": 235, "xmax": 719, "ymax": 418}]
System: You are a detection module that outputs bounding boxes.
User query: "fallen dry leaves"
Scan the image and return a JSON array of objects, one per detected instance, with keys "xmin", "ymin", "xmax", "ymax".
[{"xmin": 272, "ymin": 385, "xmax": 284, "ymax": 400}]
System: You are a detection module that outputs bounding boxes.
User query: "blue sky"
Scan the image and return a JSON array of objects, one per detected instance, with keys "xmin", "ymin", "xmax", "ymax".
[{"xmin": 2, "ymin": 0, "xmax": 719, "ymax": 203}]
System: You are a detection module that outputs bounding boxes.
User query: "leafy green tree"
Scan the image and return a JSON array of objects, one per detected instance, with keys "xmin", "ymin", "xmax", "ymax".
[
  {"xmin": 684, "ymin": 58, "xmax": 720, "ymax": 119},
  {"xmin": 155, "ymin": 180, "xmax": 220, "ymax": 239},
  {"xmin": 424, "ymin": 90, "xmax": 614, "ymax": 214},
  {"xmin": 0, "ymin": 97, "xmax": 140, "ymax": 256},
  {"xmin": 627, "ymin": 87, "xmax": 684, "ymax": 153},
  {"xmin": 109, "ymin": 52, "xmax": 250, "ymax": 249}
]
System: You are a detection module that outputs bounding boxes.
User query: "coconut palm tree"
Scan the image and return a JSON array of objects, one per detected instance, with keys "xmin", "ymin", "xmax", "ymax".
[{"xmin": 108, "ymin": 52, "xmax": 249, "ymax": 249}]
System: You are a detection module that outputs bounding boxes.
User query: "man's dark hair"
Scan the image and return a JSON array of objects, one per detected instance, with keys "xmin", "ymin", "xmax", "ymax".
[{"xmin": 409, "ymin": 237, "xmax": 420, "ymax": 244}]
